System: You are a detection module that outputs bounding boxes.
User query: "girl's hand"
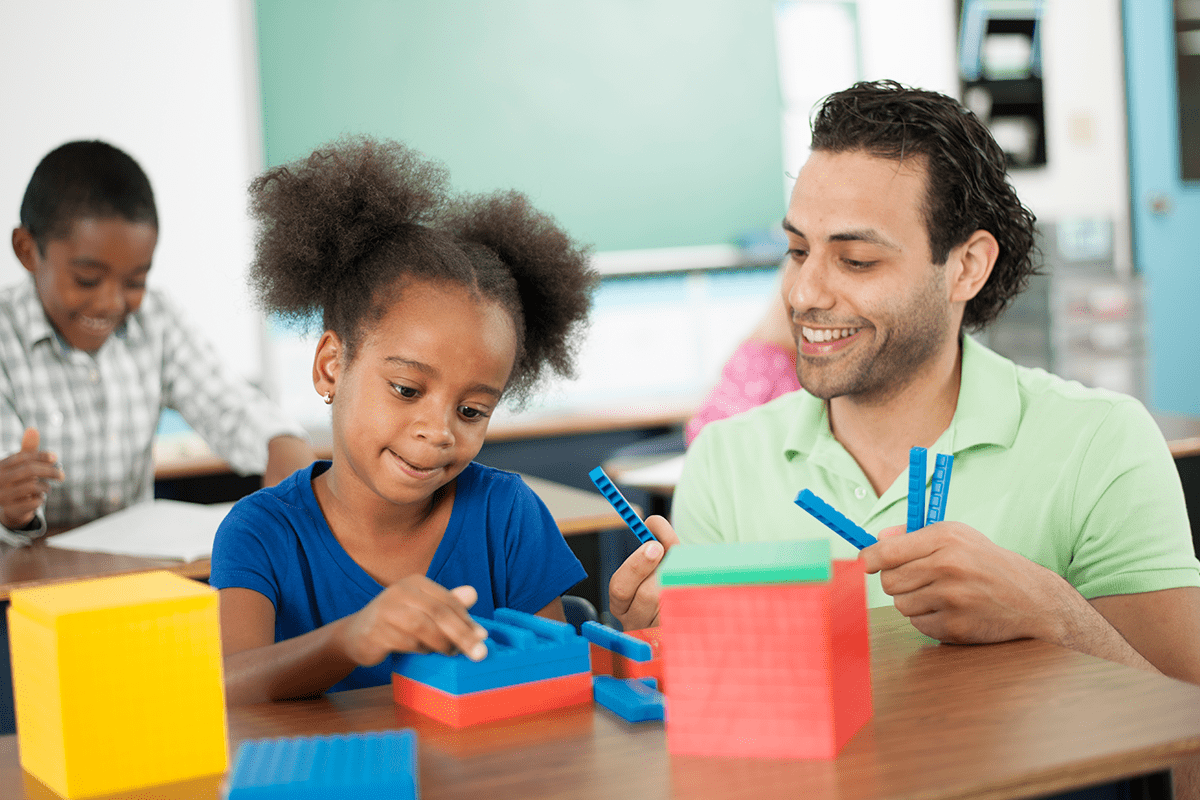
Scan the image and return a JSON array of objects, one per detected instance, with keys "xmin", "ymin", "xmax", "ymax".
[
  {"xmin": 0, "ymin": 428, "xmax": 63, "ymax": 530},
  {"xmin": 337, "ymin": 575, "xmax": 489, "ymax": 668}
]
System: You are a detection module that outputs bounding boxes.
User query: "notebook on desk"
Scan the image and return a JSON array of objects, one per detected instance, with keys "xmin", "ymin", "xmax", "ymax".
[{"xmin": 46, "ymin": 499, "xmax": 234, "ymax": 562}]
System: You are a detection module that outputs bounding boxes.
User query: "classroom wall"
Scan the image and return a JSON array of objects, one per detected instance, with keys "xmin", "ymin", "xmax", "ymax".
[
  {"xmin": 0, "ymin": 0, "xmax": 1139, "ymax": 416},
  {"xmin": 0, "ymin": 0, "xmax": 266, "ymax": 382}
]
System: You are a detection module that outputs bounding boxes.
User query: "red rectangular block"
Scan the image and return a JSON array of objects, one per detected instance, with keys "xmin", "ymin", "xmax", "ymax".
[
  {"xmin": 392, "ymin": 671, "xmax": 592, "ymax": 728},
  {"xmin": 660, "ymin": 559, "xmax": 871, "ymax": 759}
]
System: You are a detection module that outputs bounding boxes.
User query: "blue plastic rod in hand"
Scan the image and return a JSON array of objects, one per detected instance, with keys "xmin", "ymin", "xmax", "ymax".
[
  {"xmin": 794, "ymin": 489, "xmax": 877, "ymax": 549},
  {"xmin": 589, "ymin": 466, "xmax": 656, "ymax": 545},
  {"xmin": 907, "ymin": 447, "xmax": 927, "ymax": 533},
  {"xmin": 926, "ymin": 453, "xmax": 955, "ymax": 524}
]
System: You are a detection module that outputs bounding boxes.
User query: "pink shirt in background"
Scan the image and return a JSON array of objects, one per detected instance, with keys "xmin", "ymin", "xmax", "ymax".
[{"xmin": 684, "ymin": 340, "xmax": 801, "ymax": 446}]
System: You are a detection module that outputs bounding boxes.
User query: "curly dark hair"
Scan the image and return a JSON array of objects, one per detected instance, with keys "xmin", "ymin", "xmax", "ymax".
[
  {"xmin": 247, "ymin": 136, "xmax": 596, "ymax": 401},
  {"xmin": 20, "ymin": 140, "xmax": 158, "ymax": 253},
  {"xmin": 809, "ymin": 80, "xmax": 1038, "ymax": 330}
]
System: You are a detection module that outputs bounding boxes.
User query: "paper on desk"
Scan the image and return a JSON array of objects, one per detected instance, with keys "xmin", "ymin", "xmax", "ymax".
[
  {"xmin": 615, "ymin": 454, "xmax": 686, "ymax": 489},
  {"xmin": 46, "ymin": 499, "xmax": 234, "ymax": 562}
]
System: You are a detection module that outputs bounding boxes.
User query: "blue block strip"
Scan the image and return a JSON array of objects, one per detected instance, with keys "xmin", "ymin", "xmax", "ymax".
[
  {"xmin": 907, "ymin": 446, "xmax": 927, "ymax": 533},
  {"xmin": 926, "ymin": 453, "xmax": 955, "ymax": 524},
  {"xmin": 794, "ymin": 489, "xmax": 878, "ymax": 549},
  {"xmin": 394, "ymin": 609, "xmax": 590, "ymax": 694},
  {"xmin": 589, "ymin": 466, "xmax": 656, "ymax": 545},
  {"xmin": 227, "ymin": 730, "xmax": 418, "ymax": 800},
  {"xmin": 580, "ymin": 621, "xmax": 653, "ymax": 662},
  {"xmin": 593, "ymin": 676, "xmax": 665, "ymax": 723},
  {"xmin": 493, "ymin": 608, "xmax": 574, "ymax": 642}
]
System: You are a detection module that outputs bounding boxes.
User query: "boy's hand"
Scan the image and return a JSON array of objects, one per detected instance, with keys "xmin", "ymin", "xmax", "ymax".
[
  {"xmin": 608, "ymin": 515, "xmax": 679, "ymax": 631},
  {"xmin": 338, "ymin": 575, "xmax": 489, "ymax": 668},
  {"xmin": 0, "ymin": 428, "xmax": 63, "ymax": 530}
]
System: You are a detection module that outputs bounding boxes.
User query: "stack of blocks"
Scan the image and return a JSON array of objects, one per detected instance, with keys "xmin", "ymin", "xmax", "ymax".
[
  {"xmin": 391, "ymin": 609, "xmax": 591, "ymax": 728},
  {"xmin": 658, "ymin": 539, "xmax": 872, "ymax": 759},
  {"xmin": 7, "ymin": 571, "xmax": 227, "ymax": 798},
  {"xmin": 583, "ymin": 622, "xmax": 666, "ymax": 723}
]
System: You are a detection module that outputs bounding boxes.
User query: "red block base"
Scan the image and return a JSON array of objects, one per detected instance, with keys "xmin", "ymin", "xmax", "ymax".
[
  {"xmin": 660, "ymin": 559, "xmax": 871, "ymax": 759},
  {"xmin": 392, "ymin": 671, "xmax": 592, "ymax": 728}
]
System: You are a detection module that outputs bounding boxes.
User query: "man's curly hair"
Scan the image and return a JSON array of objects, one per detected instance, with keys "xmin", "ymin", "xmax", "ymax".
[
  {"xmin": 247, "ymin": 136, "xmax": 596, "ymax": 401},
  {"xmin": 810, "ymin": 80, "xmax": 1038, "ymax": 330}
]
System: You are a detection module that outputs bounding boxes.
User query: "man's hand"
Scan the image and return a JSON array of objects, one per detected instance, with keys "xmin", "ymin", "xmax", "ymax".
[
  {"xmin": 860, "ymin": 521, "xmax": 1079, "ymax": 645},
  {"xmin": 607, "ymin": 515, "xmax": 679, "ymax": 631}
]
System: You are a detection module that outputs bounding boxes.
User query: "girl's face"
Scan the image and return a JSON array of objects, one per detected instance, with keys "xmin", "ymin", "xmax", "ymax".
[{"xmin": 315, "ymin": 279, "xmax": 518, "ymax": 511}]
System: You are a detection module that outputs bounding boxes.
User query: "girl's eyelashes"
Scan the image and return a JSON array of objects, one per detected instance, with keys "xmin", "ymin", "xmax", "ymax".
[
  {"xmin": 458, "ymin": 406, "xmax": 490, "ymax": 421},
  {"xmin": 390, "ymin": 382, "xmax": 419, "ymax": 399}
]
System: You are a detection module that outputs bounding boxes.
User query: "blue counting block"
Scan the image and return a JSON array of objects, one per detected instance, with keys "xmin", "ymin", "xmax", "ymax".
[
  {"xmin": 580, "ymin": 621, "xmax": 653, "ymax": 662},
  {"xmin": 593, "ymin": 676, "xmax": 665, "ymax": 723},
  {"xmin": 794, "ymin": 489, "xmax": 878, "ymax": 549},
  {"xmin": 926, "ymin": 453, "xmax": 955, "ymax": 524},
  {"xmin": 589, "ymin": 466, "xmax": 656, "ymax": 545},
  {"xmin": 393, "ymin": 608, "xmax": 589, "ymax": 695},
  {"xmin": 227, "ymin": 730, "xmax": 418, "ymax": 800},
  {"xmin": 907, "ymin": 447, "xmax": 927, "ymax": 533}
]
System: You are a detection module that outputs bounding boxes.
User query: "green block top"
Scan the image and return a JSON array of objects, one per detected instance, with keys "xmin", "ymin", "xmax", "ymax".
[{"xmin": 659, "ymin": 540, "xmax": 832, "ymax": 587}]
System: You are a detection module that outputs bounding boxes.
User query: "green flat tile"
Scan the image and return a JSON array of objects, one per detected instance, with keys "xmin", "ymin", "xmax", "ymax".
[{"xmin": 660, "ymin": 540, "xmax": 831, "ymax": 587}]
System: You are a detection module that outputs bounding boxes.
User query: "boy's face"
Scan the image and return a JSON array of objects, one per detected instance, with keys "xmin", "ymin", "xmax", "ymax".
[{"xmin": 12, "ymin": 217, "xmax": 156, "ymax": 352}]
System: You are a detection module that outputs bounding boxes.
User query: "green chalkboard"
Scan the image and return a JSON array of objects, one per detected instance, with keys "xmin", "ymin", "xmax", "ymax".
[{"xmin": 254, "ymin": 0, "xmax": 786, "ymax": 252}]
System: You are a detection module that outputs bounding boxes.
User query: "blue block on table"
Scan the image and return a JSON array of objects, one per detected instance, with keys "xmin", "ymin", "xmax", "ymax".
[
  {"xmin": 393, "ymin": 609, "xmax": 589, "ymax": 695},
  {"xmin": 227, "ymin": 730, "xmax": 418, "ymax": 800},
  {"xmin": 593, "ymin": 676, "xmax": 665, "ymax": 723}
]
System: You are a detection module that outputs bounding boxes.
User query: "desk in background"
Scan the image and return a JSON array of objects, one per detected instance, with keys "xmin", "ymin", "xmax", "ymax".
[{"xmin": 3, "ymin": 607, "xmax": 1199, "ymax": 800}]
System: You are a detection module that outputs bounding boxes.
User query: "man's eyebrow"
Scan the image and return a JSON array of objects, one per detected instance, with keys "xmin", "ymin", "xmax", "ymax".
[
  {"xmin": 828, "ymin": 229, "xmax": 901, "ymax": 250},
  {"xmin": 783, "ymin": 218, "xmax": 899, "ymax": 251}
]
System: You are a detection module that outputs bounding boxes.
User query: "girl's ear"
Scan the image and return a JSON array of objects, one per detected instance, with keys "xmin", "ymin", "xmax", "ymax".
[{"xmin": 312, "ymin": 330, "xmax": 344, "ymax": 402}]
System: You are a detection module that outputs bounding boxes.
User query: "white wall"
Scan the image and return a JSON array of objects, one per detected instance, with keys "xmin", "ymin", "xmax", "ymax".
[
  {"xmin": 1010, "ymin": 0, "xmax": 1133, "ymax": 274},
  {"xmin": 0, "ymin": 0, "xmax": 265, "ymax": 381}
]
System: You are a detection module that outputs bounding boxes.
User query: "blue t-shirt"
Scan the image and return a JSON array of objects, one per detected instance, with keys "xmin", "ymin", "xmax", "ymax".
[{"xmin": 209, "ymin": 460, "xmax": 587, "ymax": 692}]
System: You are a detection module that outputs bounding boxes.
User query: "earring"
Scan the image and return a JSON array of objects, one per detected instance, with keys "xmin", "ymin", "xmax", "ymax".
[{"xmin": 323, "ymin": 392, "xmax": 333, "ymax": 404}]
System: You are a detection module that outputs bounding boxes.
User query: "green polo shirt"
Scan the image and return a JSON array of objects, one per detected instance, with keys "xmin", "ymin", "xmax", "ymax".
[{"xmin": 674, "ymin": 336, "xmax": 1200, "ymax": 608}]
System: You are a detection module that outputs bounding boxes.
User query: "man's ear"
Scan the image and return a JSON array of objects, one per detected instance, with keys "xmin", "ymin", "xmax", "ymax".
[
  {"xmin": 948, "ymin": 229, "xmax": 999, "ymax": 304},
  {"xmin": 312, "ymin": 330, "xmax": 344, "ymax": 402},
  {"xmin": 11, "ymin": 228, "xmax": 41, "ymax": 274}
]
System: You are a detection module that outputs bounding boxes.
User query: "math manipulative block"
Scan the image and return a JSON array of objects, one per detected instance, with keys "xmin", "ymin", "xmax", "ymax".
[
  {"xmin": 926, "ymin": 453, "xmax": 955, "ymax": 525},
  {"xmin": 581, "ymin": 621, "xmax": 652, "ymax": 662},
  {"xmin": 393, "ymin": 609, "xmax": 588, "ymax": 695},
  {"xmin": 593, "ymin": 676, "xmax": 665, "ymax": 724},
  {"xmin": 658, "ymin": 541, "xmax": 872, "ymax": 759},
  {"xmin": 907, "ymin": 447, "xmax": 927, "ymax": 532},
  {"xmin": 794, "ymin": 490, "xmax": 877, "ymax": 549},
  {"xmin": 392, "ymin": 608, "xmax": 592, "ymax": 726},
  {"xmin": 588, "ymin": 466, "xmax": 656, "ymax": 545},
  {"xmin": 589, "ymin": 626, "xmax": 666, "ymax": 692},
  {"xmin": 8, "ymin": 571, "xmax": 227, "ymax": 798},
  {"xmin": 227, "ymin": 731, "xmax": 418, "ymax": 800}
]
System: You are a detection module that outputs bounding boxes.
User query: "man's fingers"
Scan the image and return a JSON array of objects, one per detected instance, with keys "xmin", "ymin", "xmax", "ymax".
[
  {"xmin": 609, "ymin": 540, "xmax": 664, "ymax": 612},
  {"xmin": 644, "ymin": 515, "xmax": 679, "ymax": 548}
]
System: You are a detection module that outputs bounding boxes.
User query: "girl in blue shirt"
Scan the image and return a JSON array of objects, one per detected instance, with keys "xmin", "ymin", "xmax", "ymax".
[{"xmin": 210, "ymin": 138, "xmax": 595, "ymax": 703}]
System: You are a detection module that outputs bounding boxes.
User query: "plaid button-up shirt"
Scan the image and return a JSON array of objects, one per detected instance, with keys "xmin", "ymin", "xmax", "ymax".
[{"xmin": 0, "ymin": 280, "xmax": 305, "ymax": 541}]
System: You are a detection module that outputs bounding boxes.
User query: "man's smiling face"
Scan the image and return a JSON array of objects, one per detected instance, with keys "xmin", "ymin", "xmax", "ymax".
[{"xmin": 781, "ymin": 148, "xmax": 956, "ymax": 404}]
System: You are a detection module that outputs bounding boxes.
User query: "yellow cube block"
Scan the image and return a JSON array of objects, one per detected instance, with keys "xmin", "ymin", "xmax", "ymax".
[{"xmin": 8, "ymin": 571, "xmax": 228, "ymax": 798}]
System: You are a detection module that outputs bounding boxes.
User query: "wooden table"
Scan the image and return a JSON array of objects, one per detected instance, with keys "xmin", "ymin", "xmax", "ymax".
[
  {"xmin": 3, "ymin": 607, "xmax": 1199, "ymax": 800},
  {"xmin": 0, "ymin": 476, "xmax": 626, "ymax": 601}
]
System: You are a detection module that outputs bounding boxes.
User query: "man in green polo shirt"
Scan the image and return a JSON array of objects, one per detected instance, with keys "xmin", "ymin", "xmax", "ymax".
[{"xmin": 609, "ymin": 80, "xmax": 1200, "ymax": 685}]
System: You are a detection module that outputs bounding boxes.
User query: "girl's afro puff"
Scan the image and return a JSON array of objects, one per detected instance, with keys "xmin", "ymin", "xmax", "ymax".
[{"xmin": 247, "ymin": 136, "xmax": 596, "ymax": 401}]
